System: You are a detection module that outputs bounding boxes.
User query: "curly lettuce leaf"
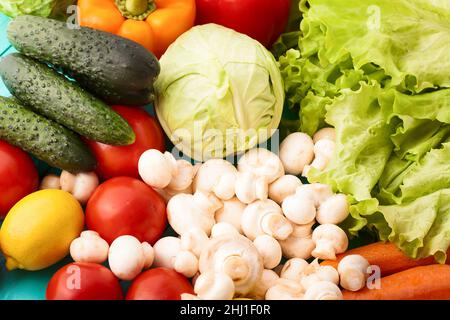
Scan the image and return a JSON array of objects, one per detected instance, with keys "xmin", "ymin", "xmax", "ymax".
[{"xmin": 0, "ymin": 0, "xmax": 75, "ymax": 19}]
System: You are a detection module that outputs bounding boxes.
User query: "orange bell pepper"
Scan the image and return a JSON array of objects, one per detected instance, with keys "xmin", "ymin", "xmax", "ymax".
[{"xmin": 78, "ymin": 0, "xmax": 196, "ymax": 58}]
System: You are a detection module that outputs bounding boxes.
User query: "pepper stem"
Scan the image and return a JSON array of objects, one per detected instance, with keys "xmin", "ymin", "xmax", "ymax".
[{"xmin": 115, "ymin": 0, "xmax": 156, "ymax": 20}]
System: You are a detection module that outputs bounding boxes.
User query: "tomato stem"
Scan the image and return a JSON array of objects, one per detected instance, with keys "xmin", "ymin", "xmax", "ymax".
[{"xmin": 115, "ymin": 0, "xmax": 156, "ymax": 20}]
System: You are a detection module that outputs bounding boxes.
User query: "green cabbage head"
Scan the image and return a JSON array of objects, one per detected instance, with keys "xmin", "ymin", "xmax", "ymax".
[
  {"xmin": 0, "ymin": 0, "xmax": 75, "ymax": 20},
  {"xmin": 155, "ymin": 24, "xmax": 284, "ymax": 161}
]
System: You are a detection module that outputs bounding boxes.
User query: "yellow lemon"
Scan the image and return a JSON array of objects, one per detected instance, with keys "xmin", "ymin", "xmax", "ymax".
[{"xmin": 0, "ymin": 189, "xmax": 84, "ymax": 271}]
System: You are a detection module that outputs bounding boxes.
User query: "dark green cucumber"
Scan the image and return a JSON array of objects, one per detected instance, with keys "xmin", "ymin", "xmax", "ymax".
[
  {"xmin": 7, "ymin": 15, "xmax": 160, "ymax": 106},
  {"xmin": 0, "ymin": 96, "xmax": 96, "ymax": 173},
  {"xmin": 0, "ymin": 53, "xmax": 135, "ymax": 146}
]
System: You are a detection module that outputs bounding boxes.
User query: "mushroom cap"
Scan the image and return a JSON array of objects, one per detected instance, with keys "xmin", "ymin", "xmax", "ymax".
[
  {"xmin": 235, "ymin": 171, "xmax": 269, "ymax": 204},
  {"xmin": 61, "ymin": 171, "xmax": 99, "ymax": 204},
  {"xmin": 174, "ymin": 250, "xmax": 199, "ymax": 278},
  {"xmin": 313, "ymin": 127, "xmax": 336, "ymax": 143},
  {"xmin": 265, "ymin": 278, "xmax": 304, "ymax": 300},
  {"xmin": 314, "ymin": 139, "xmax": 336, "ymax": 160},
  {"xmin": 211, "ymin": 222, "xmax": 240, "ymax": 238},
  {"xmin": 167, "ymin": 160, "xmax": 195, "ymax": 191},
  {"xmin": 311, "ymin": 224, "xmax": 349, "ymax": 260},
  {"xmin": 279, "ymin": 234, "xmax": 315, "ymax": 260},
  {"xmin": 279, "ymin": 133, "xmax": 314, "ymax": 175},
  {"xmin": 40, "ymin": 174, "xmax": 61, "ymax": 190},
  {"xmin": 199, "ymin": 234, "xmax": 263, "ymax": 296},
  {"xmin": 253, "ymin": 235, "xmax": 282, "ymax": 269},
  {"xmin": 193, "ymin": 159, "xmax": 237, "ymax": 194},
  {"xmin": 194, "ymin": 272, "xmax": 235, "ymax": 300},
  {"xmin": 180, "ymin": 228, "xmax": 210, "ymax": 258},
  {"xmin": 338, "ymin": 254, "xmax": 370, "ymax": 291},
  {"xmin": 303, "ymin": 281, "xmax": 343, "ymax": 300},
  {"xmin": 141, "ymin": 242, "xmax": 154, "ymax": 269},
  {"xmin": 108, "ymin": 235, "xmax": 146, "ymax": 281},
  {"xmin": 237, "ymin": 148, "xmax": 284, "ymax": 183},
  {"xmin": 281, "ymin": 193, "xmax": 316, "ymax": 225},
  {"xmin": 70, "ymin": 231, "xmax": 109, "ymax": 264},
  {"xmin": 280, "ymin": 258, "xmax": 309, "ymax": 282},
  {"xmin": 153, "ymin": 236, "xmax": 181, "ymax": 268},
  {"xmin": 268, "ymin": 175, "xmax": 302, "ymax": 204},
  {"xmin": 213, "ymin": 171, "xmax": 237, "ymax": 200},
  {"xmin": 246, "ymin": 269, "xmax": 279, "ymax": 300},
  {"xmin": 167, "ymin": 193, "xmax": 216, "ymax": 236},
  {"xmin": 215, "ymin": 197, "xmax": 247, "ymax": 233},
  {"xmin": 295, "ymin": 183, "xmax": 334, "ymax": 207},
  {"xmin": 138, "ymin": 149, "xmax": 176, "ymax": 189},
  {"xmin": 316, "ymin": 194, "xmax": 349, "ymax": 225}
]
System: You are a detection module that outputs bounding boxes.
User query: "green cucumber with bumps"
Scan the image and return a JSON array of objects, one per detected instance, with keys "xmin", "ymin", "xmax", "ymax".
[
  {"xmin": 0, "ymin": 96, "xmax": 96, "ymax": 173},
  {"xmin": 7, "ymin": 15, "xmax": 160, "ymax": 106},
  {"xmin": 0, "ymin": 53, "xmax": 135, "ymax": 146}
]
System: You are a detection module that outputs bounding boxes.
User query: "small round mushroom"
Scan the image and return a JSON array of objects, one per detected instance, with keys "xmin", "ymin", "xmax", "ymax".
[
  {"xmin": 280, "ymin": 258, "xmax": 309, "ymax": 282},
  {"xmin": 241, "ymin": 199, "xmax": 293, "ymax": 241},
  {"xmin": 253, "ymin": 235, "xmax": 282, "ymax": 269},
  {"xmin": 193, "ymin": 159, "xmax": 237, "ymax": 200},
  {"xmin": 211, "ymin": 222, "xmax": 240, "ymax": 238},
  {"xmin": 300, "ymin": 265, "xmax": 340, "ymax": 290},
  {"xmin": 199, "ymin": 234, "xmax": 263, "ymax": 296},
  {"xmin": 70, "ymin": 230, "xmax": 109, "ymax": 264},
  {"xmin": 174, "ymin": 250, "xmax": 199, "ymax": 278},
  {"xmin": 194, "ymin": 272, "xmax": 235, "ymax": 300},
  {"xmin": 108, "ymin": 235, "xmax": 153, "ymax": 281},
  {"xmin": 295, "ymin": 183, "xmax": 334, "ymax": 207},
  {"xmin": 246, "ymin": 269, "xmax": 279, "ymax": 300},
  {"xmin": 215, "ymin": 197, "xmax": 247, "ymax": 233},
  {"xmin": 338, "ymin": 254, "xmax": 370, "ymax": 292},
  {"xmin": 180, "ymin": 228, "xmax": 210, "ymax": 258},
  {"xmin": 316, "ymin": 194, "xmax": 349, "ymax": 225},
  {"xmin": 312, "ymin": 224, "xmax": 348, "ymax": 260},
  {"xmin": 279, "ymin": 234, "xmax": 315, "ymax": 260},
  {"xmin": 60, "ymin": 171, "xmax": 99, "ymax": 204},
  {"xmin": 153, "ymin": 236, "xmax": 181, "ymax": 268},
  {"xmin": 282, "ymin": 192, "xmax": 316, "ymax": 225},
  {"xmin": 138, "ymin": 149, "xmax": 177, "ymax": 189},
  {"xmin": 265, "ymin": 278, "xmax": 304, "ymax": 300},
  {"xmin": 167, "ymin": 191, "xmax": 222, "ymax": 236},
  {"xmin": 40, "ymin": 174, "xmax": 61, "ymax": 190},
  {"xmin": 237, "ymin": 148, "xmax": 284, "ymax": 184},
  {"xmin": 142, "ymin": 242, "xmax": 155, "ymax": 269},
  {"xmin": 303, "ymin": 139, "xmax": 335, "ymax": 176},
  {"xmin": 279, "ymin": 133, "xmax": 315, "ymax": 175},
  {"xmin": 313, "ymin": 127, "xmax": 336, "ymax": 143},
  {"xmin": 268, "ymin": 175, "xmax": 302, "ymax": 204},
  {"xmin": 303, "ymin": 281, "xmax": 343, "ymax": 300},
  {"xmin": 235, "ymin": 171, "xmax": 269, "ymax": 204},
  {"xmin": 155, "ymin": 183, "xmax": 194, "ymax": 203},
  {"xmin": 167, "ymin": 159, "xmax": 195, "ymax": 191}
]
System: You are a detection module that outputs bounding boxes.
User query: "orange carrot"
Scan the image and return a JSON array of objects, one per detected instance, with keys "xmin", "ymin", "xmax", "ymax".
[
  {"xmin": 343, "ymin": 264, "xmax": 450, "ymax": 300},
  {"xmin": 321, "ymin": 242, "xmax": 450, "ymax": 276}
]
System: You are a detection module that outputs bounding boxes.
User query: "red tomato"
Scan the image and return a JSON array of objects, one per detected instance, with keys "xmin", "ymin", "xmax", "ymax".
[
  {"xmin": 126, "ymin": 268, "xmax": 194, "ymax": 300},
  {"xmin": 196, "ymin": 0, "xmax": 291, "ymax": 47},
  {"xmin": 86, "ymin": 177, "xmax": 166, "ymax": 244},
  {"xmin": 46, "ymin": 262, "xmax": 123, "ymax": 300},
  {"xmin": 0, "ymin": 140, "xmax": 39, "ymax": 217},
  {"xmin": 86, "ymin": 106, "xmax": 165, "ymax": 180}
]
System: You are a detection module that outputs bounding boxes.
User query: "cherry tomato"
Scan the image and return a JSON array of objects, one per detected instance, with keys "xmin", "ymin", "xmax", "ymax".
[
  {"xmin": 126, "ymin": 268, "xmax": 194, "ymax": 300},
  {"xmin": 46, "ymin": 262, "xmax": 123, "ymax": 300},
  {"xmin": 86, "ymin": 177, "xmax": 166, "ymax": 244},
  {"xmin": 86, "ymin": 106, "xmax": 165, "ymax": 180},
  {"xmin": 0, "ymin": 140, "xmax": 39, "ymax": 217}
]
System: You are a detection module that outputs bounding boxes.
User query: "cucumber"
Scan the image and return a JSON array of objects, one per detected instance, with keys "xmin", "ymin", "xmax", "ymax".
[
  {"xmin": 0, "ymin": 53, "xmax": 135, "ymax": 146},
  {"xmin": 0, "ymin": 96, "xmax": 96, "ymax": 173},
  {"xmin": 7, "ymin": 15, "xmax": 160, "ymax": 106}
]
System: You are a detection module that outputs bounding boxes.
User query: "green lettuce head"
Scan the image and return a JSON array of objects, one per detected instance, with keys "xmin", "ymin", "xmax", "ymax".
[
  {"xmin": 155, "ymin": 24, "xmax": 284, "ymax": 161},
  {"xmin": 0, "ymin": 0, "xmax": 76, "ymax": 20}
]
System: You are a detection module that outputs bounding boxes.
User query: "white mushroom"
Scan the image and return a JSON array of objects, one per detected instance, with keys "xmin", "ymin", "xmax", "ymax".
[
  {"xmin": 154, "ymin": 183, "xmax": 194, "ymax": 203},
  {"xmin": 174, "ymin": 250, "xmax": 199, "ymax": 278},
  {"xmin": 279, "ymin": 234, "xmax": 315, "ymax": 260},
  {"xmin": 167, "ymin": 191, "xmax": 222, "ymax": 236},
  {"xmin": 199, "ymin": 234, "xmax": 263, "ymax": 296},
  {"xmin": 295, "ymin": 183, "xmax": 334, "ymax": 207},
  {"xmin": 181, "ymin": 293, "xmax": 202, "ymax": 300},
  {"xmin": 265, "ymin": 278, "xmax": 304, "ymax": 300},
  {"xmin": 194, "ymin": 272, "xmax": 235, "ymax": 300},
  {"xmin": 313, "ymin": 127, "xmax": 336, "ymax": 143},
  {"xmin": 235, "ymin": 171, "xmax": 268, "ymax": 204},
  {"xmin": 215, "ymin": 197, "xmax": 247, "ymax": 233},
  {"xmin": 290, "ymin": 220, "xmax": 315, "ymax": 238},
  {"xmin": 180, "ymin": 228, "xmax": 209, "ymax": 258},
  {"xmin": 300, "ymin": 265, "xmax": 340, "ymax": 290},
  {"xmin": 246, "ymin": 269, "xmax": 279, "ymax": 300},
  {"xmin": 60, "ymin": 171, "xmax": 99, "ymax": 204},
  {"xmin": 241, "ymin": 199, "xmax": 293, "ymax": 241},
  {"xmin": 303, "ymin": 281, "xmax": 343, "ymax": 300},
  {"xmin": 253, "ymin": 235, "xmax": 282, "ymax": 269},
  {"xmin": 108, "ymin": 235, "xmax": 153, "ymax": 281},
  {"xmin": 268, "ymin": 175, "xmax": 302, "ymax": 204},
  {"xmin": 279, "ymin": 133, "xmax": 314, "ymax": 175},
  {"xmin": 303, "ymin": 139, "xmax": 336, "ymax": 176},
  {"xmin": 153, "ymin": 236, "xmax": 181, "ymax": 268},
  {"xmin": 237, "ymin": 148, "xmax": 284, "ymax": 184},
  {"xmin": 280, "ymin": 258, "xmax": 309, "ymax": 282},
  {"xmin": 282, "ymin": 192, "xmax": 316, "ymax": 225},
  {"xmin": 311, "ymin": 224, "xmax": 348, "ymax": 260},
  {"xmin": 40, "ymin": 174, "xmax": 61, "ymax": 190},
  {"xmin": 70, "ymin": 231, "xmax": 109, "ymax": 264},
  {"xmin": 141, "ymin": 242, "xmax": 155, "ymax": 269},
  {"xmin": 138, "ymin": 149, "xmax": 177, "ymax": 189},
  {"xmin": 211, "ymin": 222, "xmax": 240, "ymax": 238},
  {"xmin": 167, "ymin": 159, "xmax": 195, "ymax": 191},
  {"xmin": 316, "ymin": 194, "xmax": 349, "ymax": 225},
  {"xmin": 338, "ymin": 254, "xmax": 370, "ymax": 292},
  {"xmin": 193, "ymin": 159, "xmax": 237, "ymax": 200}
]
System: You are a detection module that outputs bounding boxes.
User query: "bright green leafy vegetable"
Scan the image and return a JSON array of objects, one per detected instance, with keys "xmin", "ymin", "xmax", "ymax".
[
  {"xmin": 0, "ymin": 0, "xmax": 75, "ymax": 20},
  {"xmin": 277, "ymin": 0, "xmax": 450, "ymax": 261},
  {"xmin": 155, "ymin": 24, "xmax": 284, "ymax": 161}
]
